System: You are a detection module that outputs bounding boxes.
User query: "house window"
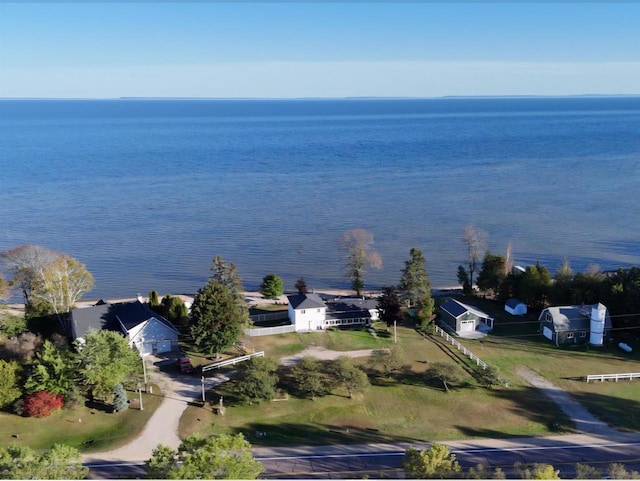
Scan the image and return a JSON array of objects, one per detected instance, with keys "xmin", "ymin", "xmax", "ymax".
[
  {"xmin": 317, "ymin": 309, "xmax": 321, "ymax": 312},
  {"xmin": 301, "ymin": 309, "xmax": 306, "ymax": 314},
  {"xmin": 567, "ymin": 332, "xmax": 574, "ymax": 339},
  {"xmin": 579, "ymin": 331, "xmax": 587, "ymax": 338}
]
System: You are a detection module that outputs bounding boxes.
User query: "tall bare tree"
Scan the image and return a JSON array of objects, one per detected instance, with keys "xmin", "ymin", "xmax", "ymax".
[
  {"xmin": 33, "ymin": 255, "xmax": 94, "ymax": 330},
  {"xmin": 0, "ymin": 273, "xmax": 10, "ymax": 301},
  {"xmin": 461, "ymin": 225, "xmax": 487, "ymax": 290},
  {"xmin": 504, "ymin": 242, "xmax": 514, "ymax": 276},
  {"xmin": 0, "ymin": 245, "xmax": 59, "ymax": 309},
  {"xmin": 337, "ymin": 229, "xmax": 382, "ymax": 296}
]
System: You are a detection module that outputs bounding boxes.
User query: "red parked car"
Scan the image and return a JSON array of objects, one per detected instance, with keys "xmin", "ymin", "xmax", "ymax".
[{"xmin": 177, "ymin": 357, "xmax": 194, "ymax": 374}]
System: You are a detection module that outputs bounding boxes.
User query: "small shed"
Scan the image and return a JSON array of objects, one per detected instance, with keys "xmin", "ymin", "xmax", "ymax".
[{"xmin": 505, "ymin": 298, "xmax": 527, "ymax": 316}]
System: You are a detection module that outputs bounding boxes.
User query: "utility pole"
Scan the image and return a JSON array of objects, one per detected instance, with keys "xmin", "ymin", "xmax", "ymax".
[
  {"xmin": 393, "ymin": 320, "xmax": 397, "ymax": 343},
  {"xmin": 137, "ymin": 382, "xmax": 143, "ymax": 411},
  {"xmin": 201, "ymin": 376, "xmax": 205, "ymax": 403},
  {"xmin": 142, "ymin": 355, "xmax": 148, "ymax": 392}
]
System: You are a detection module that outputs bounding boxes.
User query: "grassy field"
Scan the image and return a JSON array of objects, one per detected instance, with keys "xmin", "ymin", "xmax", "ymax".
[
  {"xmin": 0, "ymin": 384, "xmax": 162, "ymax": 452},
  {"xmin": 179, "ymin": 297, "xmax": 640, "ymax": 446}
]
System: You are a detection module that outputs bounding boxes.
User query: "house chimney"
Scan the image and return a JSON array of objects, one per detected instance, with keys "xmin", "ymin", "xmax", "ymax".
[{"xmin": 137, "ymin": 293, "xmax": 144, "ymax": 304}]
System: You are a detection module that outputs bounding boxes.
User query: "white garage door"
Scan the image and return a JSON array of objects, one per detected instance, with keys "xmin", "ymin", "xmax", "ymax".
[
  {"xmin": 460, "ymin": 320, "xmax": 475, "ymax": 332},
  {"xmin": 543, "ymin": 326, "xmax": 553, "ymax": 341},
  {"xmin": 156, "ymin": 340, "xmax": 173, "ymax": 353}
]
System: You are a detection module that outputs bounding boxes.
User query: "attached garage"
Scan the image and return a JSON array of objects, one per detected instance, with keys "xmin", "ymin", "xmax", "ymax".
[
  {"xmin": 460, "ymin": 320, "xmax": 475, "ymax": 332},
  {"xmin": 156, "ymin": 340, "xmax": 173, "ymax": 353},
  {"xmin": 70, "ymin": 300, "xmax": 180, "ymax": 357}
]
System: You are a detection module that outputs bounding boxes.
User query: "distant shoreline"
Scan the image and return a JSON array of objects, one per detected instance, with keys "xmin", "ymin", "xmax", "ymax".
[{"xmin": 3, "ymin": 286, "xmax": 463, "ymax": 315}]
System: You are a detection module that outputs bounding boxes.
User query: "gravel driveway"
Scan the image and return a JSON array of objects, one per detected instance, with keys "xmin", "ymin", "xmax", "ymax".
[
  {"xmin": 515, "ymin": 365, "xmax": 620, "ymax": 436},
  {"xmin": 82, "ymin": 356, "xmax": 229, "ymax": 464}
]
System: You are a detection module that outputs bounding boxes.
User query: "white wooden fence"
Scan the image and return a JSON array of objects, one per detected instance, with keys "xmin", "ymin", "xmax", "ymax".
[
  {"xmin": 586, "ymin": 372, "xmax": 640, "ymax": 383},
  {"xmin": 201, "ymin": 351, "xmax": 265, "ymax": 373},
  {"xmin": 245, "ymin": 325, "xmax": 296, "ymax": 337},
  {"xmin": 434, "ymin": 325, "xmax": 487, "ymax": 369}
]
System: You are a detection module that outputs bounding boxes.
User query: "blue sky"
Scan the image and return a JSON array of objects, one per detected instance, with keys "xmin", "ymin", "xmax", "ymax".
[{"xmin": 1, "ymin": 2, "xmax": 638, "ymax": 98}]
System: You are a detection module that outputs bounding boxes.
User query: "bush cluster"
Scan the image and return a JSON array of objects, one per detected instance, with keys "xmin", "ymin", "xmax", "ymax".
[{"xmin": 23, "ymin": 390, "xmax": 64, "ymax": 417}]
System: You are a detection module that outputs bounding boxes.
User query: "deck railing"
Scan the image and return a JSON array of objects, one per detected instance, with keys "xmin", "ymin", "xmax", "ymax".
[
  {"xmin": 586, "ymin": 372, "xmax": 640, "ymax": 383},
  {"xmin": 434, "ymin": 325, "xmax": 487, "ymax": 369}
]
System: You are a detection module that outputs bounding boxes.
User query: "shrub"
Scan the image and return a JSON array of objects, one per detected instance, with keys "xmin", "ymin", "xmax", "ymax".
[
  {"xmin": 0, "ymin": 360, "xmax": 23, "ymax": 409},
  {"xmin": 23, "ymin": 390, "xmax": 64, "ymax": 417},
  {"xmin": 113, "ymin": 383, "xmax": 128, "ymax": 412}
]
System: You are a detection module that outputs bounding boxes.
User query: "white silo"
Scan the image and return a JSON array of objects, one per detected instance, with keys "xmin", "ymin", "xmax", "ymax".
[{"xmin": 589, "ymin": 304, "xmax": 606, "ymax": 346}]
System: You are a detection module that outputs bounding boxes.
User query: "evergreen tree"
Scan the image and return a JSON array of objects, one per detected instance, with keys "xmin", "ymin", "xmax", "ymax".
[
  {"xmin": 190, "ymin": 280, "xmax": 246, "ymax": 358},
  {"xmin": 210, "ymin": 256, "xmax": 246, "ymax": 306},
  {"xmin": 519, "ymin": 261, "xmax": 552, "ymax": 308},
  {"xmin": 113, "ymin": 383, "xmax": 128, "ymax": 412},
  {"xmin": 0, "ymin": 360, "xmax": 23, "ymax": 409},
  {"xmin": 477, "ymin": 251, "xmax": 506, "ymax": 297},
  {"xmin": 399, "ymin": 248, "xmax": 432, "ymax": 307},
  {"xmin": 260, "ymin": 274, "xmax": 284, "ymax": 300},
  {"xmin": 457, "ymin": 265, "xmax": 472, "ymax": 295},
  {"xmin": 24, "ymin": 340, "xmax": 78, "ymax": 396},
  {"xmin": 149, "ymin": 290, "xmax": 160, "ymax": 308}
]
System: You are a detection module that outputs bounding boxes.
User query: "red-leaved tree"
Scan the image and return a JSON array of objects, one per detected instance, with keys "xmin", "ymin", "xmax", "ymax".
[{"xmin": 23, "ymin": 391, "xmax": 64, "ymax": 417}]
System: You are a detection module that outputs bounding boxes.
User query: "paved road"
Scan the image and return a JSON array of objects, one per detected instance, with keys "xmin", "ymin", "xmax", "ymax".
[{"xmin": 87, "ymin": 433, "xmax": 640, "ymax": 479}]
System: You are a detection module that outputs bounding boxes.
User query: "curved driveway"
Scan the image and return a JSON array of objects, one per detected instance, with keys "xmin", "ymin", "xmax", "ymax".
[{"xmin": 82, "ymin": 356, "xmax": 229, "ymax": 464}]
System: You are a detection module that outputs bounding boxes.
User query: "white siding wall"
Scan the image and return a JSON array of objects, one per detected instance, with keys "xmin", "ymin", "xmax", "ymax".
[
  {"xmin": 128, "ymin": 319, "xmax": 178, "ymax": 355},
  {"xmin": 292, "ymin": 307, "xmax": 327, "ymax": 331}
]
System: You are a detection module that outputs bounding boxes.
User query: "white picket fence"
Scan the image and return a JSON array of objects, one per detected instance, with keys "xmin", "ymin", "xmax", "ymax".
[
  {"xmin": 434, "ymin": 325, "xmax": 487, "ymax": 369},
  {"xmin": 586, "ymin": 372, "xmax": 640, "ymax": 383}
]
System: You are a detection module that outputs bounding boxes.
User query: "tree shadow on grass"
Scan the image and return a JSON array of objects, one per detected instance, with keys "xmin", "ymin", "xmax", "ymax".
[
  {"xmin": 570, "ymin": 390, "xmax": 640, "ymax": 432},
  {"xmin": 481, "ymin": 385, "xmax": 576, "ymax": 435},
  {"xmin": 233, "ymin": 421, "xmax": 421, "ymax": 447}
]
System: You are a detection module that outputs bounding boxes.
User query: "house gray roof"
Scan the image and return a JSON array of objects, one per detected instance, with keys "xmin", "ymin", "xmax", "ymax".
[
  {"xmin": 325, "ymin": 298, "xmax": 376, "ymax": 320},
  {"xmin": 287, "ymin": 293, "xmax": 327, "ymax": 310},
  {"xmin": 71, "ymin": 300, "xmax": 178, "ymax": 339},
  {"xmin": 542, "ymin": 303, "xmax": 612, "ymax": 332},
  {"xmin": 441, "ymin": 298, "xmax": 492, "ymax": 320}
]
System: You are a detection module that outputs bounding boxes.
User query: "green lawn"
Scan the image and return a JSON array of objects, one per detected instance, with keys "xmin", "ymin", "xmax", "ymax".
[
  {"xmin": 179, "ymin": 303, "xmax": 640, "ymax": 446},
  {"xmin": 0, "ymin": 384, "xmax": 163, "ymax": 452}
]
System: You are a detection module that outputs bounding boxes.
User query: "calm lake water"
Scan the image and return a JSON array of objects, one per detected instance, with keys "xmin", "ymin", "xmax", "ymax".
[{"xmin": 1, "ymin": 97, "xmax": 639, "ymax": 299}]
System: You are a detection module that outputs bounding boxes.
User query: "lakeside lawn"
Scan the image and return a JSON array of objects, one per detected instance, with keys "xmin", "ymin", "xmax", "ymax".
[
  {"xmin": 0, "ymin": 384, "xmax": 162, "ymax": 452},
  {"xmin": 179, "ymin": 299, "xmax": 640, "ymax": 446}
]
